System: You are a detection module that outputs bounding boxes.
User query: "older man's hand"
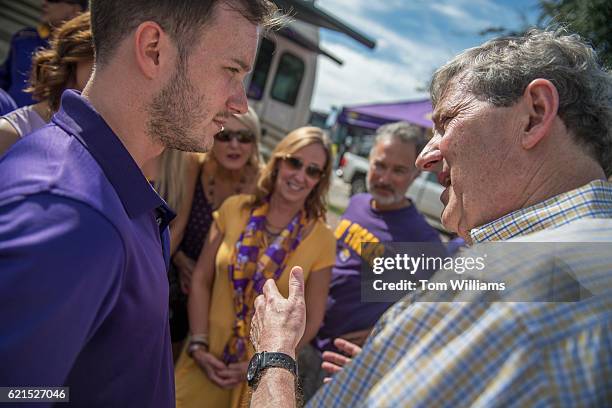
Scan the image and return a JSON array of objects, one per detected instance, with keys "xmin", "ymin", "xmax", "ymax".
[{"xmin": 250, "ymin": 266, "xmax": 306, "ymax": 359}]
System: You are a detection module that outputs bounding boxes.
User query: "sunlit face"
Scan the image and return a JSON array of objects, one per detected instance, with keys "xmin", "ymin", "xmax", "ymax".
[
  {"xmin": 416, "ymin": 79, "xmax": 525, "ymax": 239},
  {"xmin": 41, "ymin": 1, "xmax": 82, "ymax": 26},
  {"xmin": 273, "ymin": 143, "xmax": 327, "ymax": 207},
  {"xmin": 146, "ymin": 3, "xmax": 258, "ymax": 153},
  {"xmin": 212, "ymin": 116, "xmax": 255, "ymax": 171},
  {"xmin": 367, "ymin": 138, "xmax": 419, "ymax": 207}
]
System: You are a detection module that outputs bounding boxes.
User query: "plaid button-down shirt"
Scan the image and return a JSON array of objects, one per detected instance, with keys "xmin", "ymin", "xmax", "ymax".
[{"xmin": 308, "ymin": 180, "xmax": 612, "ymax": 407}]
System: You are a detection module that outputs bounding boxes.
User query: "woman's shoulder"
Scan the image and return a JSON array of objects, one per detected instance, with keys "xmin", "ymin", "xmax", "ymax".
[
  {"xmin": 305, "ymin": 217, "xmax": 335, "ymax": 241},
  {"xmin": 1, "ymin": 105, "xmax": 45, "ymax": 138},
  {"xmin": 218, "ymin": 193, "xmax": 255, "ymax": 213}
]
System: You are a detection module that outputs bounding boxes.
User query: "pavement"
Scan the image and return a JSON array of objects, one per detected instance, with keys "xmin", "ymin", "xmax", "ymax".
[{"xmin": 326, "ymin": 174, "xmax": 351, "ymax": 229}]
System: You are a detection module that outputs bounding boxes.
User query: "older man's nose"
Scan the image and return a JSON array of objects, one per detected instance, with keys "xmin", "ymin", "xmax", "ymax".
[{"xmin": 416, "ymin": 134, "xmax": 443, "ymax": 172}]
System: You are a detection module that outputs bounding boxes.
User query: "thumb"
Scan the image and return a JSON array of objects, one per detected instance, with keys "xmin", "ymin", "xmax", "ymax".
[{"xmin": 288, "ymin": 266, "xmax": 305, "ymax": 301}]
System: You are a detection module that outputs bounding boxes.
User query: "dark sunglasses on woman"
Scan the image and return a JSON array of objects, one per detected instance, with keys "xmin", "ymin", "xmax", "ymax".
[
  {"xmin": 214, "ymin": 130, "xmax": 255, "ymax": 144},
  {"xmin": 281, "ymin": 155, "xmax": 325, "ymax": 180}
]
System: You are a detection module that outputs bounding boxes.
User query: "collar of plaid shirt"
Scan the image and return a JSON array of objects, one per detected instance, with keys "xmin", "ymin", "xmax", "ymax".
[{"xmin": 470, "ymin": 179, "xmax": 612, "ymax": 243}]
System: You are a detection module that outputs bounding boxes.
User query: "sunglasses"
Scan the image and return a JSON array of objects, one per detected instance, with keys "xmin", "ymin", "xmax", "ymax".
[
  {"xmin": 214, "ymin": 130, "xmax": 255, "ymax": 144},
  {"xmin": 281, "ymin": 155, "xmax": 325, "ymax": 180}
]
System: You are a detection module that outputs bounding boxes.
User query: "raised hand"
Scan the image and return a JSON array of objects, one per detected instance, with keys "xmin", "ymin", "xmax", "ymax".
[{"xmin": 250, "ymin": 266, "xmax": 306, "ymax": 359}]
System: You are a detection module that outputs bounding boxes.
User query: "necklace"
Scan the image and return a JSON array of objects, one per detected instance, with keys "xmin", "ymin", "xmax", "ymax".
[
  {"xmin": 264, "ymin": 223, "xmax": 282, "ymax": 235},
  {"xmin": 206, "ymin": 172, "xmax": 247, "ymax": 209},
  {"xmin": 261, "ymin": 227, "xmax": 280, "ymax": 248}
]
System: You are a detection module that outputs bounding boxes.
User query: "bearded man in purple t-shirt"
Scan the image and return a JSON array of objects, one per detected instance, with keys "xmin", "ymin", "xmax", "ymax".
[{"xmin": 300, "ymin": 122, "xmax": 443, "ymax": 399}]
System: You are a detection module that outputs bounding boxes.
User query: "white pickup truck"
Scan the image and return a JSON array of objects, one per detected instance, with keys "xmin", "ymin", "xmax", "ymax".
[{"xmin": 337, "ymin": 151, "xmax": 446, "ymax": 231}]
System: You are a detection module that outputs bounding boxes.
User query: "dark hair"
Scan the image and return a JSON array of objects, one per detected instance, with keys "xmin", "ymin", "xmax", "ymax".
[
  {"xmin": 90, "ymin": 0, "xmax": 279, "ymax": 65},
  {"xmin": 27, "ymin": 12, "xmax": 93, "ymax": 111}
]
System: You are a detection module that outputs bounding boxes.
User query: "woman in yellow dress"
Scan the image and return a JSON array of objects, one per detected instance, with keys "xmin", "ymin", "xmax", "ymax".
[{"xmin": 175, "ymin": 127, "xmax": 336, "ymax": 407}]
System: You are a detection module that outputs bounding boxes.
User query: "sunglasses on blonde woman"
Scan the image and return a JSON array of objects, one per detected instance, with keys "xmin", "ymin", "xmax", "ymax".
[
  {"xmin": 281, "ymin": 155, "xmax": 325, "ymax": 180},
  {"xmin": 214, "ymin": 130, "xmax": 255, "ymax": 144}
]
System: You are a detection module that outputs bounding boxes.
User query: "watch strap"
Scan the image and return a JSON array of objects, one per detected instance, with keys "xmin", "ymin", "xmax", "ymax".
[
  {"xmin": 261, "ymin": 352, "xmax": 298, "ymax": 377},
  {"xmin": 247, "ymin": 351, "xmax": 297, "ymax": 388}
]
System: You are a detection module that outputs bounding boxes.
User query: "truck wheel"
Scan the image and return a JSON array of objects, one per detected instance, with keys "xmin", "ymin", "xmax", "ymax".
[{"xmin": 351, "ymin": 174, "xmax": 367, "ymax": 196}]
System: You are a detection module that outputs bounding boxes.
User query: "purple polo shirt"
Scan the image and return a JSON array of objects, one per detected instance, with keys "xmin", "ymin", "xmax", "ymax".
[
  {"xmin": 314, "ymin": 193, "xmax": 442, "ymax": 353},
  {"xmin": 0, "ymin": 90, "xmax": 175, "ymax": 407}
]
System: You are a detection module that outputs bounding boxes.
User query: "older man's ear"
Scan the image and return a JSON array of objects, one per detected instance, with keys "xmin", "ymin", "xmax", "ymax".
[{"xmin": 520, "ymin": 78, "xmax": 560, "ymax": 150}]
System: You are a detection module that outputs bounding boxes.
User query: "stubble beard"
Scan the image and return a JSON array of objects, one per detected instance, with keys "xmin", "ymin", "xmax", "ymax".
[
  {"xmin": 367, "ymin": 179, "xmax": 404, "ymax": 206},
  {"xmin": 146, "ymin": 60, "xmax": 213, "ymax": 153}
]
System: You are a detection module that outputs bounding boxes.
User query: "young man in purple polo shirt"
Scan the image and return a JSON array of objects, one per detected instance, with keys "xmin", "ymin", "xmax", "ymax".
[{"xmin": 0, "ymin": 0, "xmax": 277, "ymax": 406}]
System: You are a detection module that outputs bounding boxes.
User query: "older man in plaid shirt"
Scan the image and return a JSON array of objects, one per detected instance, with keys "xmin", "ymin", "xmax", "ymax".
[{"xmin": 248, "ymin": 28, "xmax": 612, "ymax": 407}]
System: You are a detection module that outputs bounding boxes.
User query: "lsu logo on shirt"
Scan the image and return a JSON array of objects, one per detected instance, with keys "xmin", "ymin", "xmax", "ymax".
[{"xmin": 334, "ymin": 219, "xmax": 385, "ymax": 264}]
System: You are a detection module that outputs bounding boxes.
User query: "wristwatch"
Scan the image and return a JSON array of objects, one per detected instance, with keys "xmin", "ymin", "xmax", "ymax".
[{"xmin": 247, "ymin": 351, "xmax": 298, "ymax": 388}]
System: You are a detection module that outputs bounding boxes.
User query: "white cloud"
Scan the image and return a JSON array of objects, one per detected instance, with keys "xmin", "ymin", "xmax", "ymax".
[
  {"xmin": 310, "ymin": 0, "xmax": 539, "ymax": 112},
  {"xmin": 429, "ymin": 3, "xmax": 489, "ymax": 28},
  {"xmin": 311, "ymin": 42, "xmax": 430, "ymax": 112}
]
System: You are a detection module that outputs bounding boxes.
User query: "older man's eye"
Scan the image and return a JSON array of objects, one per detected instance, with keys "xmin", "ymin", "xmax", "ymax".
[{"xmin": 443, "ymin": 116, "xmax": 455, "ymax": 130}]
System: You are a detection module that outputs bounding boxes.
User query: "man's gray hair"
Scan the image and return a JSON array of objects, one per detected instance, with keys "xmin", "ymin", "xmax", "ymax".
[
  {"xmin": 430, "ymin": 28, "xmax": 612, "ymax": 176},
  {"xmin": 373, "ymin": 121, "xmax": 427, "ymax": 157}
]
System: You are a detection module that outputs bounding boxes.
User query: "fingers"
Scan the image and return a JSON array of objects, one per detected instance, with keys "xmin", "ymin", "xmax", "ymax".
[
  {"xmin": 206, "ymin": 368, "xmax": 236, "ymax": 389},
  {"xmin": 214, "ymin": 362, "xmax": 247, "ymax": 387},
  {"xmin": 334, "ymin": 338, "xmax": 363, "ymax": 357},
  {"xmin": 323, "ymin": 377, "xmax": 332, "ymax": 384},
  {"xmin": 340, "ymin": 330, "xmax": 369, "ymax": 347},
  {"xmin": 321, "ymin": 361, "xmax": 343, "ymax": 375},
  {"xmin": 263, "ymin": 278, "xmax": 281, "ymax": 299},
  {"xmin": 254, "ymin": 294, "xmax": 265, "ymax": 310},
  {"xmin": 322, "ymin": 351, "xmax": 351, "ymax": 368},
  {"xmin": 204, "ymin": 353, "xmax": 227, "ymax": 371},
  {"xmin": 288, "ymin": 266, "xmax": 305, "ymax": 301}
]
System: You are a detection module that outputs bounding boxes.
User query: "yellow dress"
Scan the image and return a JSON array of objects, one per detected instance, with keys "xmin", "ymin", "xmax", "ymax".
[{"xmin": 175, "ymin": 195, "xmax": 336, "ymax": 408}]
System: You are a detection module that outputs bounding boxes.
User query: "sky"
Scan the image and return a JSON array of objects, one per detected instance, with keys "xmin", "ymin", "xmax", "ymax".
[{"xmin": 311, "ymin": 0, "xmax": 541, "ymax": 113}]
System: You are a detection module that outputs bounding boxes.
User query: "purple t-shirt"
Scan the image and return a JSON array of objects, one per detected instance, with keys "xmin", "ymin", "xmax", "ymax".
[
  {"xmin": 315, "ymin": 193, "xmax": 442, "ymax": 352},
  {"xmin": 0, "ymin": 90, "xmax": 175, "ymax": 407}
]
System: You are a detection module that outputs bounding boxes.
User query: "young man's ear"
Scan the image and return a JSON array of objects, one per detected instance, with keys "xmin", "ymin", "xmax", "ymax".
[
  {"xmin": 133, "ymin": 22, "xmax": 172, "ymax": 80},
  {"xmin": 520, "ymin": 78, "xmax": 559, "ymax": 150}
]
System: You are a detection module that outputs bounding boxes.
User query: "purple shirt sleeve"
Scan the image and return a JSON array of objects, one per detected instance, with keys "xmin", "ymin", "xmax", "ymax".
[{"xmin": 0, "ymin": 194, "xmax": 126, "ymax": 387}]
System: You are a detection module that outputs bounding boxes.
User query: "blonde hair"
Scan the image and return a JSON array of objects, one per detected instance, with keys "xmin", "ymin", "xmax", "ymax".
[
  {"xmin": 27, "ymin": 12, "xmax": 94, "ymax": 111},
  {"xmin": 250, "ymin": 126, "xmax": 332, "ymax": 220},
  {"xmin": 203, "ymin": 106, "xmax": 263, "ymax": 176},
  {"xmin": 154, "ymin": 149, "xmax": 192, "ymax": 211}
]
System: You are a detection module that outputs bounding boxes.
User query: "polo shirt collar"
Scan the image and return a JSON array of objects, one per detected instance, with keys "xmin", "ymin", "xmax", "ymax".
[
  {"xmin": 470, "ymin": 179, "xmax": 612, "ymax": 243},
  {"xmin": 52, "ymin": 90, "xmax": 170, "ymax": 220}
]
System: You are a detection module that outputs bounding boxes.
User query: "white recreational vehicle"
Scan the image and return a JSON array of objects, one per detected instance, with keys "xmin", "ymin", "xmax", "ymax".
[{"xmin": 244, "ymin": 0, "xmax": 376, "ymax": 157}]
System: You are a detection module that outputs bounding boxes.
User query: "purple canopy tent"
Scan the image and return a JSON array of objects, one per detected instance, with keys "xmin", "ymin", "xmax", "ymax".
[{"xmin": 337, "ymin": 99, "xmax": 433, "ymax": 130}]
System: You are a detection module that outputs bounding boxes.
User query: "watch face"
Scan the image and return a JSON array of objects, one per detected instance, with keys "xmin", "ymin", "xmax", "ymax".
[{"xmin": 247, "ymin": 353, "xmax": 261, "ymax": 382}]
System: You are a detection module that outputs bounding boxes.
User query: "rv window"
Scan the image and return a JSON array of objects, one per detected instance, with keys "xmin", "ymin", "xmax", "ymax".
[
  {"xmin": 247, "ymin": 38, "xmax": 275, "ymax": 100},
  {"xmin": 270, "ymin": 52, "xmax": 304, "ymax": 106}
]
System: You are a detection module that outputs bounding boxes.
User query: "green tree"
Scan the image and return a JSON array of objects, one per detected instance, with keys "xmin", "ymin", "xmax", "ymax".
[{"xmin": 539, "ymin": 0, "xmax": 612, "ymax": 67}]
